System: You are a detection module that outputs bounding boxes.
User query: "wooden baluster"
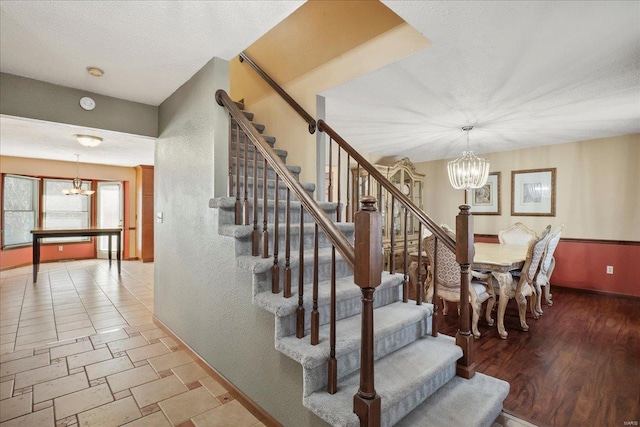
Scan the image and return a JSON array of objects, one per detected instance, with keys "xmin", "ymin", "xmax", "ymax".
[
  {"xmin": 355, "ymin": 164, "xmax": 360, "ymax": 222},
  {"xmin": 272, "ymin": 175, "xmax": 280, "ymax": 293},
  {"xmin": 252, "ymin": 144, "xmax": 259, "ymax": 256},
  {"xmin": 416, "ymin": 222, "xmax": 423, "ymax": 305},
  {"xmin": 311, "ymin": 223, "xmax": 320, "ymax": 345},
  {"xmin": 389, "ymin": 195, "xmax": 395, "ymax": 275},
  {"xmin": 284, "ymin": 188, "xmax": 292, "ymax": 298},
  {"xmin": 346, "ymin": 154, "xmax": 351, "ymax": 222},
  {"xmin": 243, "ymin": 128, "xmax": 250, "ymax": 224},
  {"xmin": 402, "ymin": 208, "xmax": 409, "ymax": 303},
  {"xmin": 367, "ymin": 174, "xmax": 371, "ymax": 196},
  {"xmin": 336, "ymin": 147, "xmax": 341, "ymax": 222},
  {"xmin": 353, "ymin": 196, "xmax": 382, "ymax": 426},
  {"xmin": 328, "ymin": 138, "xmax": 333, "ymax": 202},
  {"xmin": 228, "ymin": 115, "xmax": 233, "ymax": 197},
  {"xmin": 328, "ymin": 245, "xmax": 337, "ymax": 394},
  {"xmin": 262, "ymin": 157, "xmax": 269, "ymax": 258},
  {"xmin": 455, "ymin": 204, "xmax": 475, "ymax": 379},
  {"xmin": 296, "ymin": 207, "xmax": 305, "ymax": 338},
  {"xmin": 432, "ymin": 237, "xmax": 439, "ymax": 337},
  {"xmin": 235, "ymin": 125, "xmax": 242, "ymax": 225}
]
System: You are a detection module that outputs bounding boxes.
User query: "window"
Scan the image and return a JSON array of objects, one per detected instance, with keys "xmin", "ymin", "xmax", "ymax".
[
  {"xmin": 43, "ymin": 179, "xmax": 92, "ymax": 243},
  {"xmin": 2, "ymin": 175, "xmax": 39, "ymax": 247}
]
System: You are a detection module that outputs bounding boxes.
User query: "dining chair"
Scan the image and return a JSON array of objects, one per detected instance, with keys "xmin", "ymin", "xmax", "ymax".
[
  {"xmin": 535, "ymin": 225, "xmax": 563, "ymax": 312},
  {"xmin": 423, "ymin": 228, "xmax": 494, "ymax": 339},
  {"xmin": 487, "ymin": 225, "xmax": 551, "ymax": 337},
  {"xmin": 498, "ymin": 222, "xmax": 537, "ymax": 246}
]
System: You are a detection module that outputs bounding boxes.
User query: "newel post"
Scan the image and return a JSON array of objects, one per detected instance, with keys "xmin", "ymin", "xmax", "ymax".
[
  {"xmin": 353, "ymin": 196, "xmax": 382, "ymax": 427},
  {"xmin": 455, "ymin": 204, "xmax": 476, "ymax": 379}
]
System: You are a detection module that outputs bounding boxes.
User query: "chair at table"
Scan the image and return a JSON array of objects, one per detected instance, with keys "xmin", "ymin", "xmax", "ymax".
[
  {"xmin": 487, "ymin": 225, "xmax": 551, "ymax": 337},
  {"xmin": 423, "ymin": 228, "xmax": 494, "ymax": 339},
  {"xmin": 535, "ymin": 225, "xmax": 563, "ymax": 312},
  {"xmin": 498, "ymin": 222, "xmax": 537, "ymax": 246}
]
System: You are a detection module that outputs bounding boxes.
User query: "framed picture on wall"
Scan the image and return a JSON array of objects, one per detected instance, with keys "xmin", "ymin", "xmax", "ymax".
[
  {"xmin": 465, "ymin": 172, "xmax": 501, "ymax": 215},
  {"xmin": 511, "ymin": 168, "xmax": 556, "ymax": 216}
]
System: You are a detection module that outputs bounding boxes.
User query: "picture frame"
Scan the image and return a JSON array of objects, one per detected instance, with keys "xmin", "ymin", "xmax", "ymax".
[
  {"xmin": 511, "ymin": 168, "xmax": 556, "ymax": 216},
  {"xmin": 465, "ymin": 172, "xmax": 501, "ymax": 215}
]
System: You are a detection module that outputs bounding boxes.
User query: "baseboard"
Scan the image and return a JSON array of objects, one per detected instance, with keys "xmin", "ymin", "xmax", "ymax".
[
  {"xmin": 552, "ymin": 284, "xmax": 640, "ymax": 300},
  {"xmin": 152, "ymin": 316, "xmax": 284, "ymax": 427}
]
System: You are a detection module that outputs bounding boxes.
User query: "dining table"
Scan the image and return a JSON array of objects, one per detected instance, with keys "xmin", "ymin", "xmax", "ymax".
[
  {"xmin": 30, "ymin": 227, "xmax": 122, "ymax": 283},
  {"xmin": 473, "ymin": 242, "xmax": 528, "ymax": 339}
]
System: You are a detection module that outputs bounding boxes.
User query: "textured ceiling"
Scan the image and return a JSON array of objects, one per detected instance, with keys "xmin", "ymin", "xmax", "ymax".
[
  {"xmin": 0, "ymin": 0, "xmax": 303, "ymax": 167},
  {"xmin": 0, "ymin": 1, "xmax": 638, "ymax": 167},
  {"xmin": 0, "ymin": 0, "xmax": 304, "ymax": 106},
  {"xmin": 322, "ymin": 0, "xmax": 640, "ymax": 162}
]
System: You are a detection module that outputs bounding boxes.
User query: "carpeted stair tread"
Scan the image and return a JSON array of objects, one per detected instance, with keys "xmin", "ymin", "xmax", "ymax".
[
  {"xmin": 230, "ymin": 158, "xmax": 302, "ymax": 175},
  {"xmin": 235, "ymin": 246, "xmax": 351, "ymax": 275},
  {"xmin": 395, "ymin": 373, "xmax": 510, "ymax": 427},
  {"xmin": 210, "ymin": 196, "xmax": 338, "ymax": 213},
  {"xmin": 232, "ymin": 120, "xmax": 266, "ymax": 134},
  {"xmin": 254, "ymin": 273, "xmax": 402, "ymax": 317},
  {"xmin": 276, "ymin": 301, "xmax": 432, "ymax": 370},
  {"xmin": 303, "ymin": 334, "xmax": 462, "ymax": 427}
]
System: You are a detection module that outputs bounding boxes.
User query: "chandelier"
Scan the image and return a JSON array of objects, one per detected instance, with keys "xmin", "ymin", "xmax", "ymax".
[
  {"xmin": 447, "ymin": 125, "xmax": 490, "ymax": 190},
  {"xmin": 62, "ymin": 155, "xmax": 95, "ymax": 196}
]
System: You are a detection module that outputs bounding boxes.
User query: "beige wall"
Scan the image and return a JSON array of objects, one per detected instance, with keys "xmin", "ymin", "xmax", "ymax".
[
  {"xmin": 232, "ymin": 21, "xmax": 430, "ymax": 185},
  {"xmin": 0, "ymin": 155, "xmax": 138, "ymax": 253},
  {"xmin": 415, "ymin": 134, "xmax": 640, "ymax": 241}
]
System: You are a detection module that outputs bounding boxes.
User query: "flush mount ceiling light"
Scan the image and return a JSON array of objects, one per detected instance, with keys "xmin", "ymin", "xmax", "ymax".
[
  {"xmin": 86, "ymin": 66, "xmax": 104, "ymax": 77},
  {"xmin": 447, "ymin": 125, "xmax": 490, "ymax": 190},
  {"xmin": 62, "ymin": 154, "xmax": 95, "ymax": 196},
  {"xmin": 75, "ymin": 134, "xmax": 102, "ymax": 147}
]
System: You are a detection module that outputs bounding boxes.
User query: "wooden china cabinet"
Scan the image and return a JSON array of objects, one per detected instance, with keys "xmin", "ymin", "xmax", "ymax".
[{"xmin": 351, "ymin": 158, "xmax": 425, "ymax": 271}]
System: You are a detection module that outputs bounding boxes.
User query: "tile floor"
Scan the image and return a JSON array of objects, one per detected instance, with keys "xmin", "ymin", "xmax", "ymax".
[
  {"xmin": 1, "ymin": 259, "xmax": 536, "ymax": 427},
  {"xmin": 0, "ymin": 260, "xmax": 265, "ymax": 426}
]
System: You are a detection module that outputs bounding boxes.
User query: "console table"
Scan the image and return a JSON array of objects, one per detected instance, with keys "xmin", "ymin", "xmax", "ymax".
[{"xmin": 31, "ymin": 228, "xmax": 122, "ymax": 283}]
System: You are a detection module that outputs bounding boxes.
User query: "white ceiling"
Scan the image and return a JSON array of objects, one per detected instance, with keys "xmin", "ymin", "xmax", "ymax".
[
  {"xmin": 0, "ymin": 0, "xmax": 304, "ymax": 167},
  {"xmin": 0, "ymin": 115, "xmax": 155, "ymax": 167},
  {"xmin": 0, "ymin": 0, "xmax": 638, "ymax": 167},
  {"xmin": 324, "ymin": 0, "xmax": 640, "ymax": 161}
]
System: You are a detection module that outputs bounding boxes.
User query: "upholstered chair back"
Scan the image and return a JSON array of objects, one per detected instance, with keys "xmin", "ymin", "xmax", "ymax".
[
  {"xmin": 522, "ymin": 225, "xmax": 551, "ymax": 283},
  {"xmin": 499, "ymin": 222, "xmax": 537, "ymax": 246},
  {"xmin": 424, "ymin": 230, "xmax": 459, "ymax": 288},
  {"xmin": 540, "ymin": 225, "xmax": 563, "ymax": 273}
]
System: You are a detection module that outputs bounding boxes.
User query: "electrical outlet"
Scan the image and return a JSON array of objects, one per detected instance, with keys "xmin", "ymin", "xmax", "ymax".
[
  {"xmin": 58, "ymin": 245, "xmax": 63, "ymax": 252},
  {"xmin": 606, "ymin": 265, "xmax": 613, "ymax": 274}
]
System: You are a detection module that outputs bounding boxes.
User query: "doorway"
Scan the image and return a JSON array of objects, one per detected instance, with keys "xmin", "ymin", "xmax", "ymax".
[{"xmin": 97, "ymin": 181, "xmax": 123, "ymax": 259}]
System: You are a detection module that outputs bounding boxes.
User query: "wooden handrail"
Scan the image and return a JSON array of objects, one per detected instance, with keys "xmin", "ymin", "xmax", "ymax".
[
  {"xmin": 317, "ymin": 120, "xmax": 456, "ymax": 252},
  {"xmin": 216, "ymin": 89, "xmax": 354, "ymax": 267},
  {"xmin": 239, "ymin": 52, "xmax": 317, "ymax": 134}
]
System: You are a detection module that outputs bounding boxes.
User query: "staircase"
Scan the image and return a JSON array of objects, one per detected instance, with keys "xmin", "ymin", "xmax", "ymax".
[{"xmin": 210, "ymin": 101, "xmax": 509, "ymax": 426}]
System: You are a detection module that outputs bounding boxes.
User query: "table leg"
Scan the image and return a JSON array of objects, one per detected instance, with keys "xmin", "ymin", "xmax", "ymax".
[
  {"xmin": 116, "ymin": 232, "xmax": 121, "ymax": 275},
  {"xmin": 32, "ymin": 235, "xmax": 39, "ymax": 283},
  {"xmin": 492, "ymin": 272, "xmax": 512, "ymax": 339},
  {"xmin": 108, "ymin": 235, "xmax": 113, "ymax": 268}
]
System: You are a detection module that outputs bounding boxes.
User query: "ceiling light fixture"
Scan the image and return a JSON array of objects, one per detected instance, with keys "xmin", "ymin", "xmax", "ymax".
[
  {"xmin": 447, "ymin": 125, "xmax": 490, "ymax": 190},
  {"xmin": 62, "ymin": 155, "xmax": 95, "ymax": 196},
  {"xmin": 75, "ymin": 134, "xmax": 102, "ymax": 147},
  {"xmin": 86, "ymin": 66, "xmax": 104, "ymax": 77}
]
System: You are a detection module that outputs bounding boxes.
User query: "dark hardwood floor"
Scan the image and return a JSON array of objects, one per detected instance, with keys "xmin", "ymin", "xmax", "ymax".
[{"xmin": 436, "ymin": 286, "xmax": 640, "ymax": 427}]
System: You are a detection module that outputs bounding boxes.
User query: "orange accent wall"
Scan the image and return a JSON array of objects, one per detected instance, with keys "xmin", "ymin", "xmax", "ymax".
[
  {"xmin": 0, "ymin": 243, "xmax": 94, "ymax": 269},
  {"xmin": 474, "ymin": 235, "xmax": 638, "ymax": 297},
  {"xmin": 552, "ymin": 241, "xmax": 640, "ymax": 297}
]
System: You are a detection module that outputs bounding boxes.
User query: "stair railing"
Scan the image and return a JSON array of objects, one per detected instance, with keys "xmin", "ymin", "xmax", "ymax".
[
  {"xmin": 233, "ymin": 51, "xmax": 478, "ymax": 425},
  {"xmin": 217, "ymin": 89, "xmax": 355, "ymax": 396}
]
